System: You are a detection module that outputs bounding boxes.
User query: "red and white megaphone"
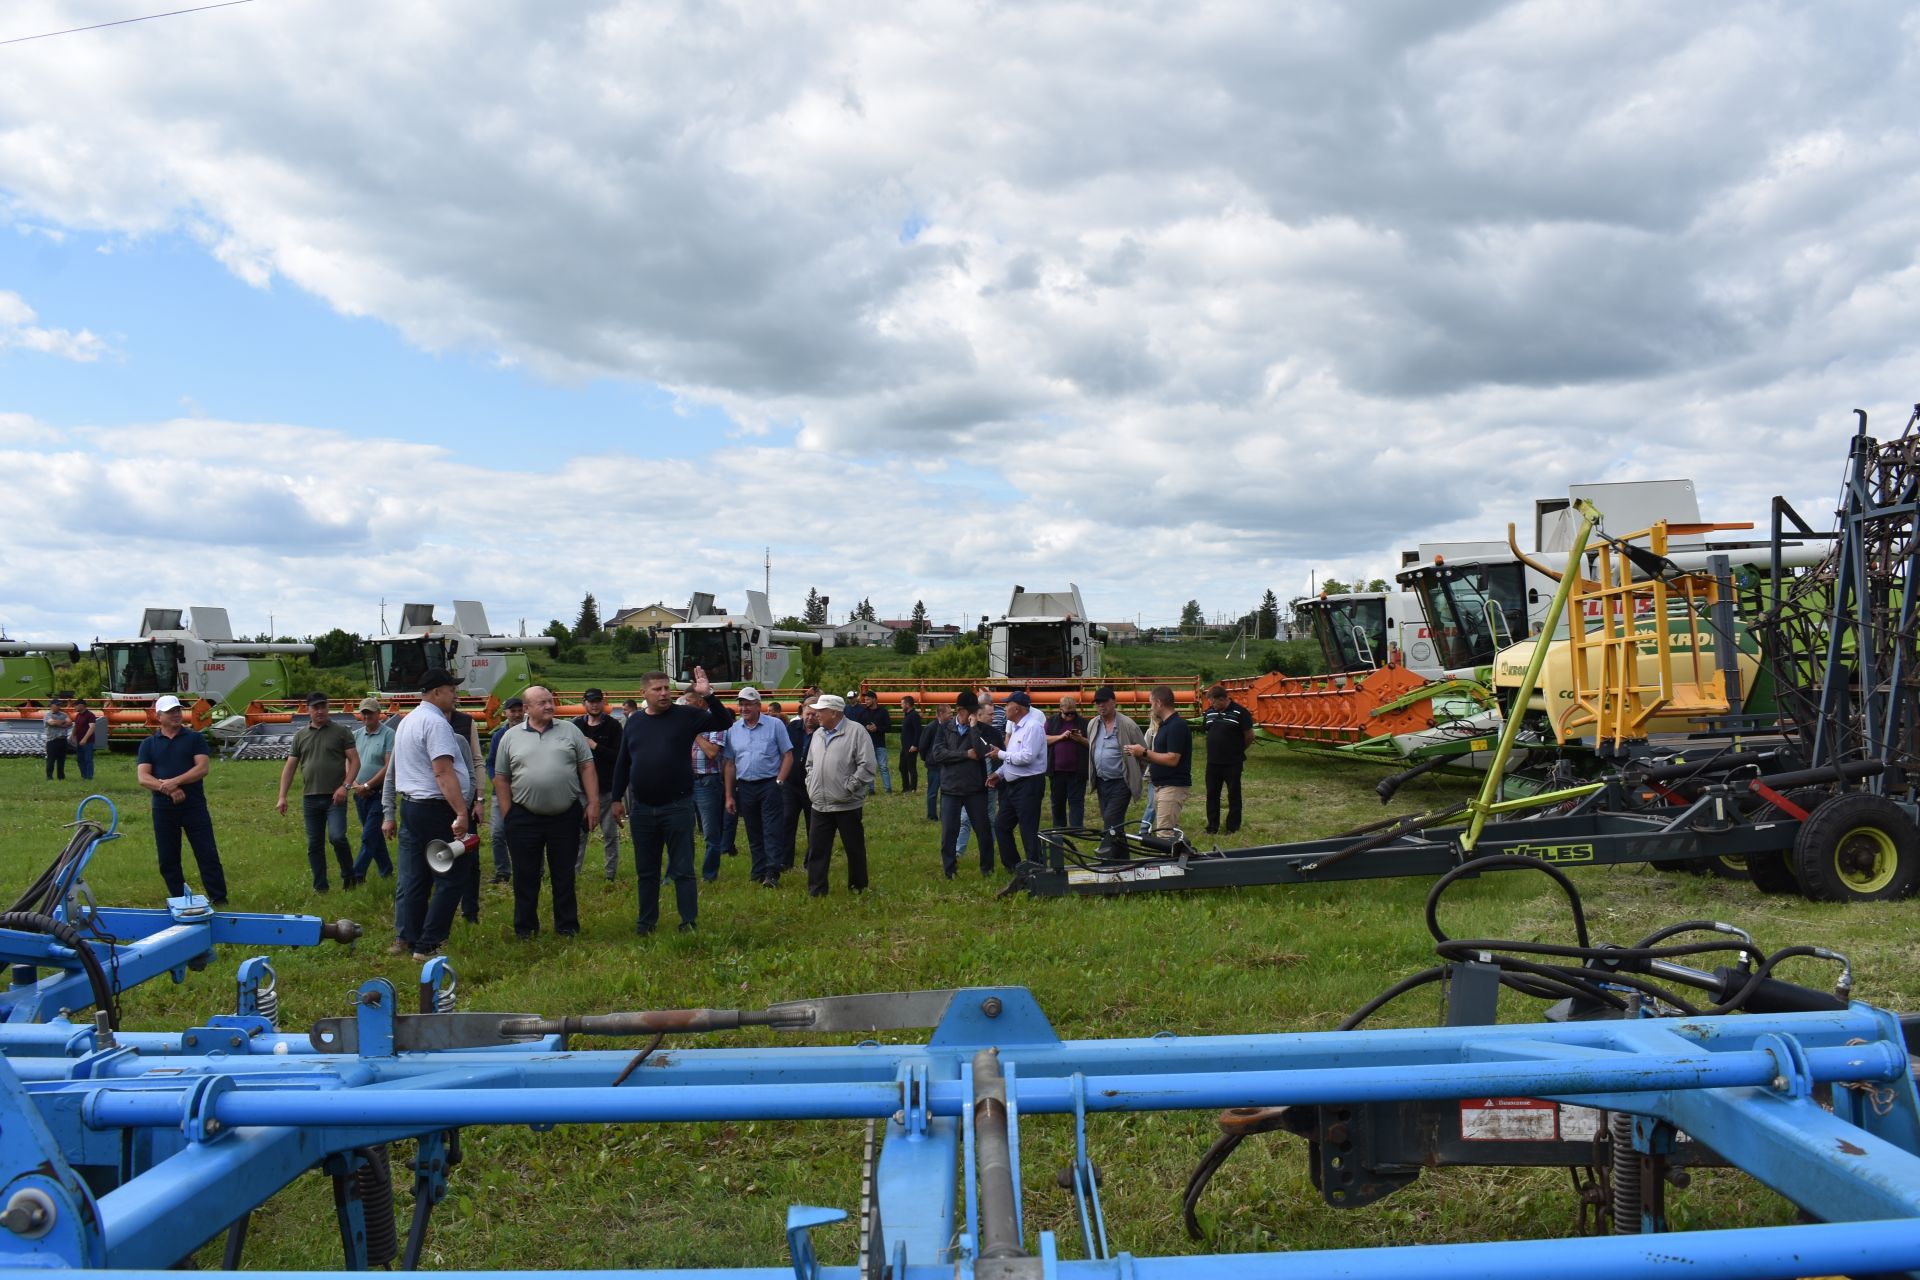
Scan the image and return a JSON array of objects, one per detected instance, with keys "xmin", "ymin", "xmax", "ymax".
[{"xmin": 425, "ymin": 834, "xmax": 480, "ymax": 874}]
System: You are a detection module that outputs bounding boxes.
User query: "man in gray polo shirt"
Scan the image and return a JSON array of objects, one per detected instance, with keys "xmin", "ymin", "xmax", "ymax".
[{"xmin": 494, "ymin": 685, "xmax": 598, "ymax": 940}]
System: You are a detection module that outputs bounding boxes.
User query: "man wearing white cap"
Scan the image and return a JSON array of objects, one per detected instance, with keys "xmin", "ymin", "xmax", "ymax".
[
  {"xmin": 135, "ymin": 695, "xmax": 230, "ymax": 903},
  {"xmin": 721, "ymin": 687, "xmax": 793, "ymax": 887},
  {"xmin": 802, "ymin": 694, "xmax": 876, "ymax": 895}
]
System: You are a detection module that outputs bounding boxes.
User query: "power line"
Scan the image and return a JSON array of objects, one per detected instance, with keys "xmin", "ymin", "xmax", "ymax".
[{"xmin": 1, "ymin": 0, "xmax": 259, "ymax": 48}]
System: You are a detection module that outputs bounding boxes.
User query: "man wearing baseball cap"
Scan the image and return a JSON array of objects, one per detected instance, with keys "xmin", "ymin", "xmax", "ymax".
[
  {"xmin": 135, "ymin": 695, "xmax": 230, "ymax": 903},
  {"xmin": 277, "ymin": 692, "xmax": 362, "ymax": 892},
  {"xmin": 985, "ymin": 690, "xmax": 1048, "ymax": 872},
  {"xmin": 801, "ymin": 693, "xmax": 876, "ymax": 894},
  {"xmin": 720, "ymin": 687, "xmax": 793, "ymax": 887},
  {"xmin": 349, "ymin": 698, "xmax": 396, "ymax": 883},
  {"xmin": 389, "ymin": 669, "xmax": 474, "ymax": 959}
]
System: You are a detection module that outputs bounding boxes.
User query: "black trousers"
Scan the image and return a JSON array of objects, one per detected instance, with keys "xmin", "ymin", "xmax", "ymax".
[
  {"xmin": 1049, "ymin": 770, "xmax": 1087, "ymax": 827},
  {"xmin": 991, "ymin": 774, "xmax": 1044, "ymax": 871},
  {"xmin": 45, "ymin": 737, "xmax": 68, "ymax": 779},
  {"xmin": 505, "ymin": 802, "xmax": 581, "ymax": 936},
  {"xmin": 806, "ymin": 808, "xmax": 868, "ymax": 894},
  {"xmin": 153, "ymin": 798, "xmax": 229, "ymax": 901},
  {"xmin": 780, "ymin": 785, "xmax": 810, "ymax": 869},
  {"xmin": 900, "ymin": 747, "xmax": 919, "ymax": 792},
  {"xmin": 940, "ymin": 791, "xmax": 991, "ymax": 875},
  {"xmin": 1205, "ymin": 759, "xmax": 1244, "ymax": 832}
]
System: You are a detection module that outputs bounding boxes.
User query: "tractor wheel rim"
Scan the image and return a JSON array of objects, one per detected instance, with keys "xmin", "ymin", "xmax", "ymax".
[
  {"xmin": 1835, "ymin": 826, "xmax": 1899, "ymax": 893},
  {"xmin": 1717, "ymin": 854, "xmax": 1748, "ymax": 874}
]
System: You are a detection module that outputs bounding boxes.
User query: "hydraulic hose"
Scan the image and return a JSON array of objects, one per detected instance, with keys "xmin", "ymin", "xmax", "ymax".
[{"xmin": 0, "ymin": 910, "xmax": 118, "ymax": 1028}]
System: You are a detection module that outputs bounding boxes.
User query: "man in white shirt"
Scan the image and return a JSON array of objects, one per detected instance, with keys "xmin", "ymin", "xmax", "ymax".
[
  {"xmin": 985, "ymin": 690, "xmax": 1048, "ymax": 873},
  {"xmin": 388, "ymin": 669, "xmax": 472, "ymax": 960}
]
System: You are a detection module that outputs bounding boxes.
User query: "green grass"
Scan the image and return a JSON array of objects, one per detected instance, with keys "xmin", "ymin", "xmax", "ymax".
[{"xmin": 2, "ymin": 747, "xmax": 1912, "ymax": 1269}]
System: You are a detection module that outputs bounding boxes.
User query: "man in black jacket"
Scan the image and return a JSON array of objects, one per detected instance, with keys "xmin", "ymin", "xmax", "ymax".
[
  {"xmin": 780, "ymin": 699, "xmax": 817, "ymax": 871},
  {"xmin": 610, "ymin": 667, "xmax": 734, "ymax": 934},
  {"xmin": 926, "ymin": 690, "xmax": 995, "ymax": 878},
  {"xmin": 898, "ymin": 695, "xmax": 922, "ymax": 793}
]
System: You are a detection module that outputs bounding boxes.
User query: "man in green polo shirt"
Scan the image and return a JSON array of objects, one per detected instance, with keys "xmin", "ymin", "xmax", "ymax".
[
  {"xmin": 495, "ymin": 685, "xmax": 599, "ymax": 940},
  {"xmin": 277, "ymin": 692, "xmax": 361, "ymax": 892}
]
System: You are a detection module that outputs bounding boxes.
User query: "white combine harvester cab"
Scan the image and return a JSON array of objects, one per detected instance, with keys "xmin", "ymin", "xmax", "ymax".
[
  {"xmin": 668, "ymin": 591, "xmax": 822, "ymax": 690},
  {"xmin": 986, "ymin": 585, "xmax": 1106, "ymax": 681},
  {"xmin": 368, "ymin": 601, "xmax": 554, "ymax": 702}
]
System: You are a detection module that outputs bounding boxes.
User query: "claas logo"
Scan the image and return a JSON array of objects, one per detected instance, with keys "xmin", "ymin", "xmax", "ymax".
[{"xmin": 1499, "ymin": 842, "xmax": 1595, "ymax": 864}]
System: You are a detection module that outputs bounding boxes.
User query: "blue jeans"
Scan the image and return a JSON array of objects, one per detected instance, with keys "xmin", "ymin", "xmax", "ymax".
[
  {"xmin": 490, "ymin": 792, "xmax": 512, "ymax": 879},
  {"xmin": 631, "ymin": 794, "xmax": 698, "ymax": 932},
  {"xmin": 925, "ymin": 765, "xmax": 942, "ymax": 820},
  {"xmin": 74, "ymin": 742, "xmax": 96, "ymax": 780},
  {"xmin": 734, "ymin": 777, "xmax": 784, "ymax": 881},
  {"xmin": 302, "ymin": 794, "xmax": 352, "ymax": 889},
  {"xmin": 1138, "ymin": 780, "xmax": 1155, "ymax": 837},
  {"xmin": 693, "ymin": 774, "xmax": 726, "ymax": 880},
  {"xmin": 352, "ymin": 790, "xmax": 392, "ymax": 879},
  {"xmin": 869, "ymin": 746, "xmax": 892, "ymax": 795}
]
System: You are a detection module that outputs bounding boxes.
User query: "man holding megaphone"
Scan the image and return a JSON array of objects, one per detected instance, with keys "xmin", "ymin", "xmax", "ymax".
[
  {"xmin": 387, "ymin": 669, "xmax": 474, "ymax": 961},
  {"xmin": 493, "ymin": 686, "xmax": 598, "ymax": 940}
]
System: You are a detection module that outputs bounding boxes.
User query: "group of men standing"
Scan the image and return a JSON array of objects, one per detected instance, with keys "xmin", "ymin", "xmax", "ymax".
[{"xmin": 126, "ymin": 670, "xmax": 1258, "ymax": 958}]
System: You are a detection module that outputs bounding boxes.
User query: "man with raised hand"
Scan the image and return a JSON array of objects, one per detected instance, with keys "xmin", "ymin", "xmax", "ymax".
[{"xmin": 610, "ymin": 667, "xmax": 733, "ymax": 935}]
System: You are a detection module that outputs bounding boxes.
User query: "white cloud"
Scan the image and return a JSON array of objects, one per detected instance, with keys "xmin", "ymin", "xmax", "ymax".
[
  {"xmin": 0, "ymin": 2, "xmax": 1917, "ymax": 633},
  {"xmin": 0, "ymin": 289, "xmax": 106, "ymax": 361}
]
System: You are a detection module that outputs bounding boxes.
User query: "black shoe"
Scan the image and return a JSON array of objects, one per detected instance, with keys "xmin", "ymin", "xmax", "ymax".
[
  {"xmin": 491, "ymin": 873, "xmax": 511, "ymax": 885},
  {"xmin": 556, "ymin": 927, "xmax": 579, "ymax": 937},
  {"xmin": 1224, "ymin": 825, "xmax": 1240, "ymax": 834},
  {"xmin": 315, "ymin": 883, "xmax": 330, "ymax": 893},
  {"xmin": 1204, "ymin": 826, "xmax": 1218, "ymax": 835},
  {"xmin": 515, "ymin": 931, "xmax": 536, "ymax": 942},
  {"xmin": 808, "ymin": 889, "xmax": 827, "ymax": 897},
  {"xmin": 634, "ymin": 924, "xmax": 656, "ymax": 937},
  {"xmin": 677, "ymin": 921, "xmax": 696, "ymax": 933},
  {"xmin": 943, "ymin": 868, "xmax": 956, "ymax": 879},
  {"xmin": 210, "ymin": 897, "xmax": 229, "ymax": 907}
]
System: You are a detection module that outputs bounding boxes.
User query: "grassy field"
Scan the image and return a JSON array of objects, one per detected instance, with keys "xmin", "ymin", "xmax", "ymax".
[{"xmin": 2, "ymin": 744, "xmax": 1913, "ymax": 1269}]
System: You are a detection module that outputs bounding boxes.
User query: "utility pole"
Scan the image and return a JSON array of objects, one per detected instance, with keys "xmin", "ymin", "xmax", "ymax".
[{"xmin": 764, "ymin": 546, "xmax": 771, "ymax": 599}]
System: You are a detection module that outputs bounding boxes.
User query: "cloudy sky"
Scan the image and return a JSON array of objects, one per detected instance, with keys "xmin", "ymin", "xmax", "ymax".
[{"xmin": 3, "ymin": 0, "xmax": 1918, "ymax": 643}]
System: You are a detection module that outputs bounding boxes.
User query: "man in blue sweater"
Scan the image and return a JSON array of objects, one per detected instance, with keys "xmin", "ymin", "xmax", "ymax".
[{"xmin": 610, "ymin": 667, "xmax": 733, "ymax": 935}]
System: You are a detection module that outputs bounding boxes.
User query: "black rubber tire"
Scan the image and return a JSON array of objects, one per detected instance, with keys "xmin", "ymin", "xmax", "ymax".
[
  {"xmin": 1791, "ymin": 792, "xmax": 1920, "ymax": 903},
  {"xmin": 1704, "ymin": 853, "xmax": 1752, "ymax": 882},
  {"xmin": 1745, "ymin": 788, "xmax": 1830, "ymax": 895}
]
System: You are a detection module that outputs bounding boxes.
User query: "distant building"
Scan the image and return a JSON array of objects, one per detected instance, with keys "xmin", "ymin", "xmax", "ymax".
[
  {"xmin": 917, "ymin": 625, "xmax": 963, "ymax": 654},
  {"xmin": 1099, "ymin": 621, "xmax": 1140, "ymax": 644},
  {"xmin": 833, "ymin": 619, "xmax": 896, "ymax": 647},
  {"xmin": 605, "ymin": 603, "xmax": 688, "ymax": 634}
]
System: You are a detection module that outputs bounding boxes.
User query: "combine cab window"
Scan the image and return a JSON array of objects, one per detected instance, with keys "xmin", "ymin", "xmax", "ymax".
[
  {"xmin": 1307, "ymin": 599, "xmax": 1388, "ymax": 674},
  {"xmin": 1000, "ymin": 623, "xmax": 1070, "ymax": 679},
  {"xmin": 1408, "ymin": 565, "xmax": 1530, "ymax": 671},
  {"xmin": 673, "ymin": 628, "xmax": 745, "ymax": 684},
  {"xmin": 104, "ymin": 643, "xmax": 180, "ymax": 694},
  {"xmin": 375, "ymin": 639, "xmax": 449, "ymax": 693}
]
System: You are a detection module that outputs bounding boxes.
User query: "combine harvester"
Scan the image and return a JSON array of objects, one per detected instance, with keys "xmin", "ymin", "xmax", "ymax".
[
  {"xmin": 0, "ymin": 642, "xmax": 80, "ymax": 757},
  {"xmin": 0, "ymin": 882, "xmax": 1916, "ymax": 1272},
  {"xmin": 1017, "ymin": 409, "xmax": 1920, "ymax": 903},
  {"xmin": 666, "ymin": 590, "xmax": 822, "ymax": 692},
  {"xmin": 1231, "ymin": 481, "xmax": 1807, "ymax": 787},
  {"xmin": 93, "ymin": 609, "xmax": 312, "ymax": 751},
  {"xmin": 862, "ymin": 584, "xmax": 1191, "ymax": 715}
]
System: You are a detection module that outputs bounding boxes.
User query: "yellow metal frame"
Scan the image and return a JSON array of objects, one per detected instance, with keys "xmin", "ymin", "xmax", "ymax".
[{"xmin": 1561, "ymin": 520, "xmax": 1734, "ymax": 754}]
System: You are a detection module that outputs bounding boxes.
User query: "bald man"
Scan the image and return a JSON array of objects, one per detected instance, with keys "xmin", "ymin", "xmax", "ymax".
[{"xmin": 493, "ymin": 685, "xmax": 598, "ymax": 940}]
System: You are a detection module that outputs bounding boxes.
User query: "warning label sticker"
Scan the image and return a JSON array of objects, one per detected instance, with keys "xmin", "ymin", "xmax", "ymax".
[
  {"xmin": 1558, "ymin": 1104, "xmax": 1603, "ymax": 1141},
  {"xmin": 1067, "ymin": 864, "xmax": 1188, "ymax": 886},
  {"xmin": 1459, "ymin": 1098, "xmax": 1558, "ymax": 1141}
]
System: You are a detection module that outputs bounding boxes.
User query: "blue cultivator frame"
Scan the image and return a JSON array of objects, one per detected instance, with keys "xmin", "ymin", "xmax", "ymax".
[
  {"xmin": 0, "ymin": 981, "xmax": 1918, "ymax": 1277},
  {"xmin": 0, "ymin": 796, "xmax": 360, "ymax": 1027}
]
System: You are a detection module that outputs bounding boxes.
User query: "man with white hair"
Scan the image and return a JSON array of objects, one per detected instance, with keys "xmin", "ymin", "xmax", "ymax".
[{"xmin": 802, "ymin": 694, "xmax": 876, "ymax": 895}]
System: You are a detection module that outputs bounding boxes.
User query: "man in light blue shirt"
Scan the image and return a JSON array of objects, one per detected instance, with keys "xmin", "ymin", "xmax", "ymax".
[
  {"xmin": 349, "ymin": 698, "xmax": 396, "ymax": 882},
  {"xmin": 722, "ymin": 688, "xmax": 794, "ymax": 887}
]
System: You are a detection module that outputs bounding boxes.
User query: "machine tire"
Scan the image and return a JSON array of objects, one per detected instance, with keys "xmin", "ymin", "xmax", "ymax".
[
  {"xmin": 1746, "ymin": 787, "xmax": 1831, "ymax": 895},
  {"xmin": 1703, "ymin": 853, "xmax": 1752, "ymax": 882},
  {"xmin": 1792, "ymin": 793, "xmax": 1920, "ymax": 903}
]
